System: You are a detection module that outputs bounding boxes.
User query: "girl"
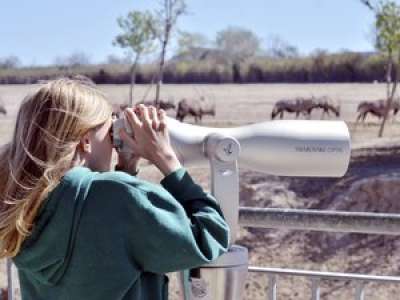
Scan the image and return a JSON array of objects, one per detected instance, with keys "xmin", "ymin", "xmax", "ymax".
[{"xmin": 0, "ymin": 79, "xmax": 229, "ymax": 299}]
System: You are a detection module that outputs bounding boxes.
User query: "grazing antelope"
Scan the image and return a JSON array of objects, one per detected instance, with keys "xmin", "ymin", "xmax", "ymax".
[
  {"xmin": 316, "ymin": 96, "xmax": 341, "ymax": 119},
  {"xmin": 137, "ymin": 99, "xmax": 176, "ymax": 111},
  {"xmin": 176, "ymin": 97, "xmax": 216, "ymax": 123},
  {"xmin": 355, "ymin": 99, "xmax": 388, "ymax": 123},
  {"xmin": 271, "ymin": 97, "xmax": 319, "ymax": 120},
  {"xmin": 111, "ymin": 99, "xmax": 176, "ymax": 119}
]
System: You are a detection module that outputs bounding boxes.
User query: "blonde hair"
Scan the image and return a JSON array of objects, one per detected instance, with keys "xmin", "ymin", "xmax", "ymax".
[{"xmin": 0, "ymin": 79, "xmax": 112, "ymax": 258}]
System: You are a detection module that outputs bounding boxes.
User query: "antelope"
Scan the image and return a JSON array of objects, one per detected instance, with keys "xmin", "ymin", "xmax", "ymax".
[
  {"xmin": 176, "ymin": 97, "xmax": 216, "ymax": 123},
  {"xmin": 271, "ymin": 97, "xmax": 319, "ymax": 120},
  {"xmin": 316, "ymin": 96, "xmax": 341, "ymax": 119},
  {"xmin": 356, "ymin": 99, "xmax": 388, "ymax": 122},
  {"xmin": 136, "ymin": 99, "xmax": 176, "ymax": 111}
]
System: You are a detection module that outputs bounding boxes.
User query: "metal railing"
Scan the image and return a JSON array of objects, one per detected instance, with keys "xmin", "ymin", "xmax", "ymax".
[
  {"xmin": 238, "ymin": 207, "xmax": 400, "ymax": 300},
  {"xmin": 6, "ymin": 207, "xmax": 400, "ymax": 300}
]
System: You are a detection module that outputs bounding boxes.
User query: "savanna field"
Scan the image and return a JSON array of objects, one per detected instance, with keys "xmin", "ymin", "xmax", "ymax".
[{"xmin": 1, "ymin": 83, "xmax": 400, "ymax": 299}]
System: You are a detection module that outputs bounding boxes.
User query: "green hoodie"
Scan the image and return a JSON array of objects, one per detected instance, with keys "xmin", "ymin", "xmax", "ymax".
[{"xmin": 13, "ymin": 166, "xmax": 229, "ymax": 300}]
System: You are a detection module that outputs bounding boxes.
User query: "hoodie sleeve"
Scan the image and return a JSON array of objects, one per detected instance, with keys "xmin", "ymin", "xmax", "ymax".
[{"xmin": 94, "ymin": 168, "xmax": 229, "ymax": 274}]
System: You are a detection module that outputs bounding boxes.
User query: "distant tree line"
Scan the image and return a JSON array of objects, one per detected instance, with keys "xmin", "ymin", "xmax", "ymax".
[{"xmin": 0, "ymin": 50, "xmax": 388, "ymax": 84}]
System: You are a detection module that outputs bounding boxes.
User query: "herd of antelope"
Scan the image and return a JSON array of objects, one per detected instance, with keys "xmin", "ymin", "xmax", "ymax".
[
  {"xmin": 271, "ymin": 96, "xmax": 400, "ymax": 123},
  {"xmin": 112, "ymin": 96, "xmax": 216, "ymax": 123},
  {"xmin": 271, "ymin": 96, "xmax": 340, "ymax": 120},
  {"xmin": 355, "ymin": 99, "xmax": 400, "ymax": 122},
  {"xmin": 1, "ymin": 91, "xmax": 400, "ymax": 125},
  {"xmin": 2, "ymin": 73, "xmax": 397, "ymax": 124}
]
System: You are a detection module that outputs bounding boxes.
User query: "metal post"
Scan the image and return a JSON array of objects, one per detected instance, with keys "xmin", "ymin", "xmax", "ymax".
[
  {"xmin": 355, "ymin": 281, "xmax": 365, "ymax": 300},
  {"xmin": 268, "ymin": 274, "xmax": 277, "ymax": 300},
  {"xmin": 311, "ymin": 277, "xmax": 320, "ymax": 300},
  {"xmin": 181, "ymin": 134, "xmax": 248, "ymax": 300},
  {"xmin": 7, "ymin": 259, "xmax": 14, "ymax": 300},
  {"xmin": 207, "ymin": 133, "xmax": 241, "ymax": 243}
]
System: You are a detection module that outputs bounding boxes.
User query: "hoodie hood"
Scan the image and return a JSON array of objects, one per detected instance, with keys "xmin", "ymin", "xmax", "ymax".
[{"xmin": 13, "ymin": 167, "xmax": 94, "ymax": 285}]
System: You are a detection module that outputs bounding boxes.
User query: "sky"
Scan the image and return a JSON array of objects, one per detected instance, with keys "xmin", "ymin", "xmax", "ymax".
[{"xmin": 0, "ymin": 0, "xmax": 390, "ymax": 66}]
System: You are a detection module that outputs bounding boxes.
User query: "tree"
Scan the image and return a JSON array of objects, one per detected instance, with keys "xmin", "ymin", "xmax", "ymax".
[
  {"xmin": 360, "ymin": 0, "xmax": 400, "ymax": 137},
  {"xmin": 311, "ymin": 49, "xmax": 330, "ymax": 82},
  {"xmin": 177, "ymin": 31, "xmax": 210, "ymax": 54},
  {"xmin": 114, "ymin": 10, "xmax": 157, "ymax": 105},
  {"xmin": 0, "ymin": 56, "xmax": 21, "ymax": 69},
  {"xmin": 215, "ymin": 26, "xmax": 261, "ymax": 83},
  {"xmin": 54, "ymin": 52, "xmax": 91, "ymax": 67},
  {"xmin": 105, "ymin": 54, "xmax": 131, "ymax": 65},
  {"xmin": 267, "ymin": 35, "xmax": 299, "ymax": 58},
  {"xmin": 67, "ymin": 52, "xmax": 91, "ymax": 66},
  {"xmin": 153, "ymin": 0, "xmax": 187, "ymax": 105},
  {"xmin": 215, "ymin": 26, "xmax": 261, "ymax": 61}
]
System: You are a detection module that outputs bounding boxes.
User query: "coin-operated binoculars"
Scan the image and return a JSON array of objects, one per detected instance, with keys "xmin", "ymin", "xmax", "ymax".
[{"xmin": 114, "ymin": 116, "xmax": 351, "ymax": 300}]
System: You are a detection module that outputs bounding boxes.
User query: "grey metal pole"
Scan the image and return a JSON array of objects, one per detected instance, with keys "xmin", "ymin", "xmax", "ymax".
[
  {"xmin": 239, "ymin": 207, "xmax": 400, "ymax": 235},
  {"xmin": 355, "ymin": 281, "xmax": 365, "ymax": 300},
  {"xmin": 181, "ymin": 134, "xmax": 248, "ymax": 300},
  {"xmin": 311, "ymin": 278, "xmax": 320, "ymax": 300},
  {"xmin": 268, "ymin": 274, "xmax": 277, "ymax": 300},
  {"xmin": 7, "ymin": 259, "xmax": 14, "ymax": 300}
]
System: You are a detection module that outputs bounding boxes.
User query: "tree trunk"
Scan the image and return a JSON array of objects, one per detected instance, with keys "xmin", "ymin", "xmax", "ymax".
[
  {"xmin": 129, "ymin": 54, "xmax": 140, "ymax": 106},
  {"xmin": 379, "ymin": 56, "xmax": 397, "ymax": 137},
  {"xmin": 155, "ymin": 22, "xmax": 171, "ymax": 107}
]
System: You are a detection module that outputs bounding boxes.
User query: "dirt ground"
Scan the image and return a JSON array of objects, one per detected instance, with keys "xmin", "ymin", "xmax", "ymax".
[{"xmin": 1, "ymin": 83, "xmax": 400, "ymax": 299}]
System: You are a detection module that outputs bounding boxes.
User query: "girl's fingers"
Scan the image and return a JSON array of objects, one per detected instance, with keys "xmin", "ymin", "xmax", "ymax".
[
  {"xmin": 125, "ymin": 108, "xmax": 141, "ymax": 130},
  {"xmin": 149, "ymin": 106, "xmax": 160, "ymax": 130},
  {"xmin": 148, "ymin": 105, "xmax": 155, "ymax": 120},
  {"xmin": 149, "ymin": 106, "xmax": 158, "ymax": 121},
  {"xmin": 158, "ymin": 109, "xmax": 167, "ymax": 133},
  {"xmin": 138, "ymin": 104, "xmax": 152, "ymax": 127}
]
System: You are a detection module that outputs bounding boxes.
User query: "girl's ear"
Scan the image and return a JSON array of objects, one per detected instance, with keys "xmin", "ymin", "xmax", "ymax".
[{"xmin": 79, "ymin": 134, "xmax": 92, "ymax": 154}]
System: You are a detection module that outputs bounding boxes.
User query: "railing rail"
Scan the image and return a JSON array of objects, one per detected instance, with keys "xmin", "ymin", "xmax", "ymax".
[
  {"xmin": 239, "ymin": 207, "xmax": 400, "ymax": 299},
  {"xmin": 239, "ymin": 207, "xmax": 400, "ymax": 235},
  {"xmin": 248, "ymin": 266, "xmax": 400, "ymax": 283}
]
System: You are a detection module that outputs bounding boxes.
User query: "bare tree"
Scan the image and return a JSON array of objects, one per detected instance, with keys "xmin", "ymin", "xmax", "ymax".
[
  {"xmin": 0, "ymin": 56, "xmax": 21, "ymax": 69},
  {"xmin": 154, "ymin": 0, "xmax": 187, "ymax": 106},
  {"xmin": 54, "ymin": 52, "xmax": 91, "ymax": 67},
  {"xmin": 267, "ymin": 35, "xmax": 299, "ymax": 58},
  {"xmin": 67, "ymin": 52, "xmax": 91, "ymax": 66}
]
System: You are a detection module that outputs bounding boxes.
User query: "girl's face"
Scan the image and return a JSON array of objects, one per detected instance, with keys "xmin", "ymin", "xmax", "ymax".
[{"xmin": 84, "ymin": 118, "xmax": 114, "ymax": 172}]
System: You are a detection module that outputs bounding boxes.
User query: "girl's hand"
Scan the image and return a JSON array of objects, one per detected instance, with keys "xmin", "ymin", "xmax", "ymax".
[
  {"xmin": 115, "ymin": 152, "xmax": 140, "ymax": 176},
  {"xmin": 119, "ymin": 104, "xmax": 182, "ymax": 176}
]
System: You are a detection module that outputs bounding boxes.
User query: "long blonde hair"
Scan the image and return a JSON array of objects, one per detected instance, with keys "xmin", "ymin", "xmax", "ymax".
[{"xmin": 0, "ymin": 79, "xmax": 112, "ymax": 258}]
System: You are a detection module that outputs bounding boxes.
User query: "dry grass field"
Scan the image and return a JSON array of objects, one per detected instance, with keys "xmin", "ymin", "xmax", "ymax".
[
  {"xmin": 1, "ymin": 83, "xmax": 400, "ymax": 299},
  {"xmin": 1, "ymin": 83, "xmax": 400, "ymax": 142}
]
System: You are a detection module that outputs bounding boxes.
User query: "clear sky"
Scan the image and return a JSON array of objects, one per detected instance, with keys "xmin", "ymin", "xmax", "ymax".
[{"xmin": 0, "ymin": 0, "xmax": 389, "ymax": 66}]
